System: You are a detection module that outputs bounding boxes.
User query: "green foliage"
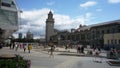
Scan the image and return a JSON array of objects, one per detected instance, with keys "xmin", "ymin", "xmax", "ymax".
[{"xmin": 0, "ymin": 55, "xmax": 28, "ymax": 68}]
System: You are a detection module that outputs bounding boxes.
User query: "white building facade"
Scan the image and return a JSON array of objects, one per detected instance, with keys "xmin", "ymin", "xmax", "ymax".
[{"xmin": 0, "ymin": 0, "xmax": 19, "ymax": 42}]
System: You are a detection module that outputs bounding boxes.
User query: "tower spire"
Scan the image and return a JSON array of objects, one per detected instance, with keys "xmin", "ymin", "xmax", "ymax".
[{"xmin": 47, "ymin": 10, "xmax": 53, "ymax": 20}]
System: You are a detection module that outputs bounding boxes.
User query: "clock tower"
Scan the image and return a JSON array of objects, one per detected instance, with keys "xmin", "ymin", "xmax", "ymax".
[{"xmin": 45, "ymin": 11, "xmax": 55, "ymax": 43}]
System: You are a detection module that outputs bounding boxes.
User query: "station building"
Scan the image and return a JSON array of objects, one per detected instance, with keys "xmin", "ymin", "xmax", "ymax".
[{"xmin": 50, "ymin": 19, "xmax": 120, "ymax": 49}]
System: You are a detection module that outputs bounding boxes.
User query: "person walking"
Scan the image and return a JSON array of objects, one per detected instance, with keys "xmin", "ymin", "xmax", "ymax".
[
  {"xmin": 65, "ymin": 45, "xmax": 68, "ymax": 51},
  {"xmin": 15, "ymin": 43, "xmax": 19, "ymax": 51},
  {"xmin": 28, "ymin": 44, "xmax": 32, "ymax": 53},
  {"xmin": 23, "ymin": 43, "xmax": 27, "ymax": 53},
  {"xmin": 12, "ymin": 42, "xmax": 15, "ymax": 50},
  {"xmin": 0, "ymin": 42, "xmax": 3, "ymax": 49},
  {"xmin": 9, "ymin": 43, "xmax": 12, "ymax": 49},
  {"xmin": 93, "ymin": 46, "xmax": 102, "ymax": 63},
  {"xmin": 77, "ymin": 45, "xmax": 81, "ymax": 54},
  {"xmin": 81, "ymin": 45, "xmax": 85, "ymax": 54},
  {"xmin": 49, "ymin": 45, "xmax": 55, "ymax": 58}
]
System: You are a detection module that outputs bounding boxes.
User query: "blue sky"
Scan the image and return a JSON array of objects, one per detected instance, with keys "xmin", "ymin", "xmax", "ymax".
[{"xmin": 14, "ymin": 0, "xmax": 120, "ymax": 38}]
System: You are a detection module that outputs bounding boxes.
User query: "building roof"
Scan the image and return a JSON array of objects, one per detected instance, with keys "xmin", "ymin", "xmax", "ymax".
[
  {"xmin": 77, "ymin": 19, "xmax": 120, "ymax": 31},
  {"xmin": 91, "ymin": 19, "xmax": 120, "ymax": 27}
]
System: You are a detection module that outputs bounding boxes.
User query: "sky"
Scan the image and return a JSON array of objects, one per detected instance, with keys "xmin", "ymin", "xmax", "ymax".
[{"xmin": 13, "ymin": 0, "xmax": 120, "ymax": 39}]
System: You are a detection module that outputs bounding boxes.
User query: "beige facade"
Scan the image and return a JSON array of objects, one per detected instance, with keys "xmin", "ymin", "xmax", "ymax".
[{"xmin": 104, "ymin": 33, "xmax": 120, "ymax": 45}]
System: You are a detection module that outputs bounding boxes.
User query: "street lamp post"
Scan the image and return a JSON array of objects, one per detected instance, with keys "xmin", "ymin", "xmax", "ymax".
[
  {"xmin": 18, "ymin": 10, "xmax": 23, "ymax": 43},
  {"xmin": 19, "ymin": 10, "xmax": 23, "ymax": 30}
]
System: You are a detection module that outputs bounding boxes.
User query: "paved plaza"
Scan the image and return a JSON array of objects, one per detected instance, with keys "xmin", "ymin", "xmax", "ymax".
[{"xmin": 0, "ymin": 47, "xmax": 120, "ymax": 68}]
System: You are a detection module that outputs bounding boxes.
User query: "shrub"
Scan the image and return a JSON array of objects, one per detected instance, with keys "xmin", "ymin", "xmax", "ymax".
[{"xmin": 0, "ymin": 55, "xmax": 30, "ymax": 68}]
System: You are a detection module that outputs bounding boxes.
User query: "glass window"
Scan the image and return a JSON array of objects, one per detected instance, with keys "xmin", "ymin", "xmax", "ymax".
[
  {"xmin": 119, "ymin": 40, "xmax": 120, "ymax": 44},
  {"xmin": 11, "ymin": 1, "xmax": 15, "ymax": 5},
  {"xmin": 102, "ymin": 30, "xmax": 104, "ymax": 34},
  {"xmin": 107, "ymin": 30, "xmax": 110, "ymax": 33},
  {"xmin": 97, "ymin": 31, "xmax": 99, "ymax": 34},
  {"xmin": 112, "ymin": 29, "xmax": 115, "ymax": 33},
  {"xmin": 2, "ymin": 2, "xmax": 11, "ymax": 7},
  {"xmin": 0, "ymin": 10, "xmax": 18, "ymax": 26},
  {"xmin": 111, "ymin": 40, "xmax": 113, "ymax": 44},
  {"xmin": 114, "ymin": 39, "xmax": 117, "ymax": 44},
  {"xmin": 108, "ymin": 40, "xmax": 109, "ymax": 44},
  {"xmin": 118, "ymin": 29, "xmax": 120, "ymax": 32}
]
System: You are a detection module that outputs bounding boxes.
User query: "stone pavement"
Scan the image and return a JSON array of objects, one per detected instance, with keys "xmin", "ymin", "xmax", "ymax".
[
  {"xmin": 41, "ymin": 47, "xmax": 107, "ymax": 57},
  {"xmin": 0, "ymin": 47, "xmax": 120, "ymax": 68}
]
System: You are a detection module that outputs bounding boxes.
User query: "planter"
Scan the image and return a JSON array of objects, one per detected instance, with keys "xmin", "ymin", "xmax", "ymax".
[
  {"xmin": 107, "ymin": 61, "xmax": 120, "ymax": 66},
  {"xmin": 0, "ymin": 54, "xmax": 31, "ymax": 68}
]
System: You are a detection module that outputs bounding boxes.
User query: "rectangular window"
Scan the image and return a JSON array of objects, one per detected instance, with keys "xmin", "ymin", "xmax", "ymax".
[
  {"xmin": 112, "ymin": 29, "xmax": 115, "ymax": 33},
  {"xmin": 107, "ymin": 30, "xmax": 110, "ymax": 33},
  {"xmin": 114, "ymin": 39, "xmax": 117, "ymax": 44},
  {"xmin": 111, "ymin": 40, "xmax": 113, "ymax": 44},
  {"xmin": 108, "ymin": 40, "xmax": 109, "ymax": 44},
  {"xmin": 102, "ymin": 30, "xmax": 104, "ymax": 34},
  {"xmin": 97, "ymin": 31, "xmax": 99, "ymax": 34},
  {"xmin": 119, "ymin": 40, "xmax": 120, "ymax": 44},
  {"xmin": 119, "ymin": 29, "xmax": 120, "ymax": 32},
  {"xmin": 11, "ymin": 1, "xmax": 15, "ymax": 5},
  {"xmin": 2, "ymin": 2, "xmax": 11, "ymax": 7}
]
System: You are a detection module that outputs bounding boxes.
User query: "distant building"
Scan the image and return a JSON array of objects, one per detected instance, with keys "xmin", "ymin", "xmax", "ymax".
[
  {"xmin": 18, "ymin": 33, "xmax": 22, "ymax": 39},
  {"xmin": 45, "ymin": 11, "xmax": 57, "ymax": 43},
  {"xmin": 26, "ymin": 30, "xmax": 33, "ymax": 39},
  {"xmin": 0, "ymin": 0, "xmax": 19, "ymax": 42}
]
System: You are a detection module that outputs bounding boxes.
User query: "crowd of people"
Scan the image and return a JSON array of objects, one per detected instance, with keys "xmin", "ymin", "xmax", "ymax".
[
  {"xmin": 2, "ymin": 41, "xmax": 119, "ymax": 60},
  {"xmin": 9, "ymin": 42, "xmax": 33, "ymax": 53},
  {"xmin": 76, "ymin": 45, "xmax": 85, "ymax": 54}
]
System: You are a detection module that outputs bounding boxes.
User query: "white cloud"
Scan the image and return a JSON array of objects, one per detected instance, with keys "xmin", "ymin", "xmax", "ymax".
[
  {"xmin": 46, "ymin": 2, "xmax": 54, "ymax": 6},
  {"xmin": 80, "ymin": 1, "xmax": 97, "ymax": 8},
  {"xmin": 85, "ymin": 12, "xmax": 92, "ymax": 18},
  {"xmin": 108, "ymin": 0, "xmax": 120, "ymax": 3},
  {"xmin": 54, "ymin": 14, "xmax": 85, "ymax": 30},
  {"xmin": 96, "ymin": 9, "xmax": 102, "ymax": 12},
  {"xmin": 13, "ymin": 8, "xmax": 92, "ymax": 39}
]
